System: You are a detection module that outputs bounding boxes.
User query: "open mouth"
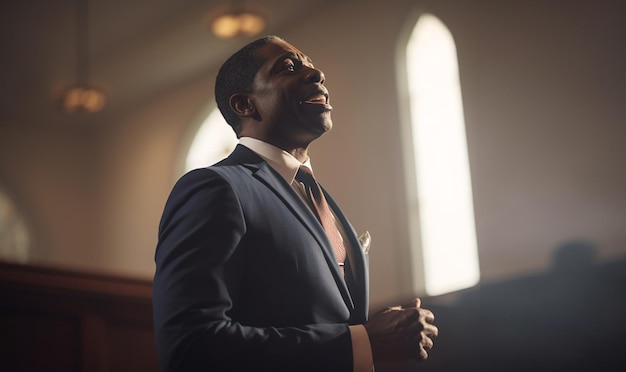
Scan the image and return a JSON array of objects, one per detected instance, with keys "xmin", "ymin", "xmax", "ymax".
[
  {"xmin": 303, "ymin": 93, "xmax": 327, "ymax": 104},
  {"xmin": 300, "ymin": 91, "xmax": 332, "ymax": 111}
]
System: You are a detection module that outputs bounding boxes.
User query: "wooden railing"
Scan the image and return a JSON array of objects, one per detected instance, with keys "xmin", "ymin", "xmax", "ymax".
[{"xmin": 0, "ymin": 261, "xmax": 160, "ymax": 372}]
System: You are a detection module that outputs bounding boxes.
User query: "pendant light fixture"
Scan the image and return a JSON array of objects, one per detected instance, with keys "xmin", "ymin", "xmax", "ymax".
[
  {"xmin": 209, "ymin": 1, "xmax": 266, "ymax": 39},
  {"xmin": 63, "ymin": 0, "xmax": 106, "ymax": 113}
]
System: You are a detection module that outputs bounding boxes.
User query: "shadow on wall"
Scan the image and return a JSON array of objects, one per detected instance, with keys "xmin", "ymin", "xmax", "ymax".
[{"xmin": 411, "ymin": 240, "xmax": 626, "ymax": 372}]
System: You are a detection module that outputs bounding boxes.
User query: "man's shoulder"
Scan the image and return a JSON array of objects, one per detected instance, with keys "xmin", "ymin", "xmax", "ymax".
[
  {"xmin": 173, "ymin": 159, "xmax": 256, "ymax": 195},
  {"xmin": 179, "ymin": 146, "xmax": 254, "ymax": 183},
  {"xmin": 170, "ymin": 146, "xmax": 274, "ymax": 199}
]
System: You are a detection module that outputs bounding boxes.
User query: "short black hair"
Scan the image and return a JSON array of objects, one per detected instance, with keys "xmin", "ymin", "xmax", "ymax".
[{"xmin": 215, "ymin": 35, "xmax": 282, "ymax": 136}]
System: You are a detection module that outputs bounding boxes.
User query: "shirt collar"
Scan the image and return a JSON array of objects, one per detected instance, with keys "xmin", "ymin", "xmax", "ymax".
[{"xmin": 238, "ymin": 137, "xmax": 313, "ymax": 184}]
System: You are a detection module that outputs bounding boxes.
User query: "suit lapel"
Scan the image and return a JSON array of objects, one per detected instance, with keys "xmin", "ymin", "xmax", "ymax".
[
  {"xmin": 324, "ymin": 188, "xmax": 370, "ymax": 323},
  {"xmin": 229, "ymin": 146, "xmax": 355, "ymax": 312}
]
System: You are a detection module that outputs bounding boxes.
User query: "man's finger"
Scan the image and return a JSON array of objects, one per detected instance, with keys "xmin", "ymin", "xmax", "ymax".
[
  {"xmin": 424, "ymin": 323, "xmax": 439, "ymax": 338},
  {"xmin": 421, "ymin": 309, "xmax": 435, "ymax": 323},
  {"xmin": 404, "ymin": 297, "xmax": 421, "ymax": 309},
  {"xmin": 422, "ymin": 335, "xmax": 434, "ymax": 351}
]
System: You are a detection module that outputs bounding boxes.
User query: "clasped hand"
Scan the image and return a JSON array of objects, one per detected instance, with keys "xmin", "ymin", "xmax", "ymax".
[{"xmin": 364, "ymin": 298, "xmax": 438, "ymax": 364}]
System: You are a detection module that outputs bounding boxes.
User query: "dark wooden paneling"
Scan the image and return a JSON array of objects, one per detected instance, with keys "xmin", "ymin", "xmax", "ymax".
[{"xmin": 0, "ymin": 261, "xmax": 160, "ymax": 372}]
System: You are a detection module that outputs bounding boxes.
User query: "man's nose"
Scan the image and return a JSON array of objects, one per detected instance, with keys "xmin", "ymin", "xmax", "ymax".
[{"xmin": 303, "ymin": 66, "xmax": 325, "ymax": 85}]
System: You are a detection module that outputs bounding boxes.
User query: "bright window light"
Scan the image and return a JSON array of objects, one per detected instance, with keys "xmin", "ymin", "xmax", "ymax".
[
  {"xmin": 0, "ymin": 189, "xmax": 30, "ymax": 263},
  {"xmin": 185, "ymin": 109, "xmax": 238, "ymax": 172},
  {"xmin": 407, "ymin": 14, "xmax": 480, "ymax": 295}
]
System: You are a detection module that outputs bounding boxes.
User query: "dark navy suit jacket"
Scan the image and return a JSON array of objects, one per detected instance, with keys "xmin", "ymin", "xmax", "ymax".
[{"xmin": 153, "ymin": 145, "xmax": 369, "ymax": 371}]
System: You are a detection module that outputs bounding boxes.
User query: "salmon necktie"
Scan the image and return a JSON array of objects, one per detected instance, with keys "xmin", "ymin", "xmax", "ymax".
[{"xmin": 296, "ymin": 166, "xmax": 347, "ymax": 275}]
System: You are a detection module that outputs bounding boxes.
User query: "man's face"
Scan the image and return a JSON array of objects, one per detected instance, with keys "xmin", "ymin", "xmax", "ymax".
[{"xmin": 247, "ymin": 39, "xmax": 333, "ymax": 147}]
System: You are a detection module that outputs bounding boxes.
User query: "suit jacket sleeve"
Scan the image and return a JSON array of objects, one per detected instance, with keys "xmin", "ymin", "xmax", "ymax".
[{"xmin": 153, "ymin": 168, "xmax": 354, "ymax": 371}]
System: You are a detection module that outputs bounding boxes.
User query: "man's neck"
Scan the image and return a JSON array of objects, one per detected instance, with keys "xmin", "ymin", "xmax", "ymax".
[
  {"xmin": 287, "ymin": 147, "xmax": 309, "ymax": 163},
  {"xmin": 242, "ymin": 136, "xmax": 310, "ymax": 163}
]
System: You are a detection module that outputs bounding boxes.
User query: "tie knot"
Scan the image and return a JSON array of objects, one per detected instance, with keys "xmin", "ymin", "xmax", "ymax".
[{"xmin": 296, "ymin": 166, "xmax": 316, "ymax": 186}]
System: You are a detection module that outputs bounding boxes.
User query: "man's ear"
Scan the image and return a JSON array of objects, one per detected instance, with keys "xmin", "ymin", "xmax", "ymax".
[{"xmin": 229, "ymin": 93, "xmax": 256, "ymax": 118}]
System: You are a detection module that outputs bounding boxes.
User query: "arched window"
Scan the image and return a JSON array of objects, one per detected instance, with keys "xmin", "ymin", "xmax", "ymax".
[
  {"xmin": 185, "ymin": 108, "xmax": 238, "ymax": 173},
  {"xmin": 0, "ymin": 188, "xmax": 30, "ymax": 263},
  {"xmin": 401, "ymin": 14, "xmax": 480, "ymax": 296}
]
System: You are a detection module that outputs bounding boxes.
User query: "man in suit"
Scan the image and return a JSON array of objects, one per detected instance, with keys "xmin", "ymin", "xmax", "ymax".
[{"xmin": 153, "ymin": 35, "xmax": 438, "ymax": 371}]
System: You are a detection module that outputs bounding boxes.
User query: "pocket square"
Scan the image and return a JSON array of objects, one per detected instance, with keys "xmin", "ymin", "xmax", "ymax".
[{"xmin": 358, "ymin": 231, "xmax": 371, "ymax": 254}]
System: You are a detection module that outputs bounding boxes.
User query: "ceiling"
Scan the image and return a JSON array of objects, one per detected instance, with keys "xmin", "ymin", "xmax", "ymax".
[{"xmin": 0, "ymin": 0, "xmax": 333, "ymax": 122}]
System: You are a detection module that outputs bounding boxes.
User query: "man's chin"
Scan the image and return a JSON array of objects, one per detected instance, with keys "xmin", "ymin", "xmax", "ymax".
[{"xmin": 309, "ymin": 120, "xmax": 333, "ymax": 136}]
